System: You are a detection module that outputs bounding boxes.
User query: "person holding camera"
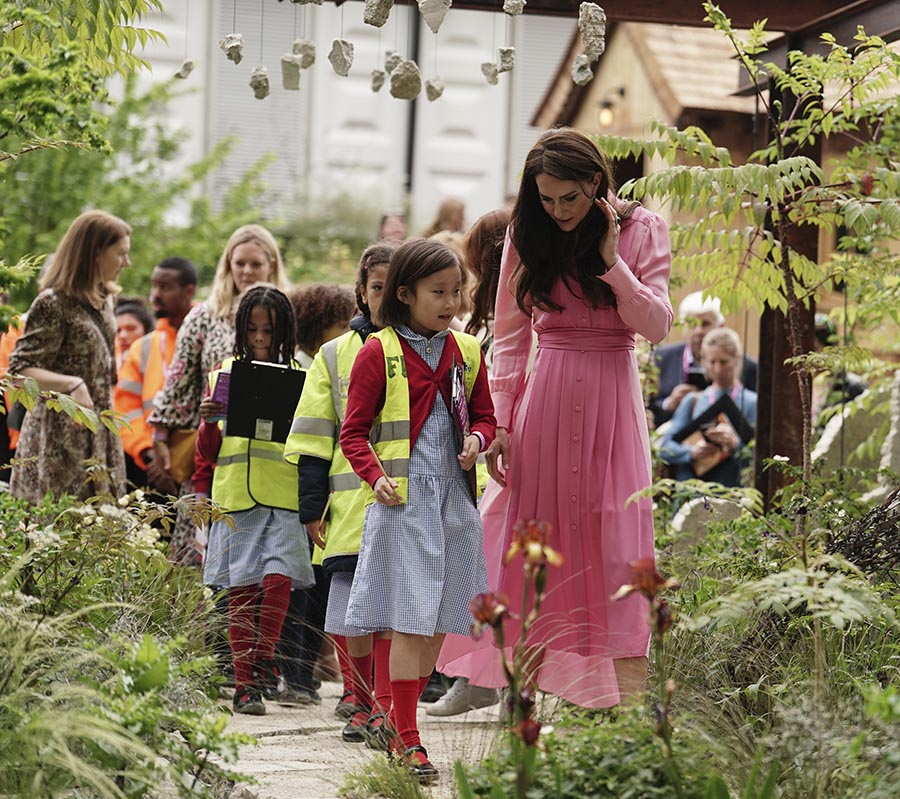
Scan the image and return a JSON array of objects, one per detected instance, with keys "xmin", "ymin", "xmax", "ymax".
[
  {"xmin": 659, "ymin": 327, "xmax": 757, "ymax": 487},
  {"xmin": 649, "ymin": 291, "xmax": 757, "ymax": 428}
]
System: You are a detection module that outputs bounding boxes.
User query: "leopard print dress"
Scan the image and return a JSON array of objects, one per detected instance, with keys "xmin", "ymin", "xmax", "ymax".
[{"xmin": 9, "ymin": 290, "xmax": 125, "ymax": 503}]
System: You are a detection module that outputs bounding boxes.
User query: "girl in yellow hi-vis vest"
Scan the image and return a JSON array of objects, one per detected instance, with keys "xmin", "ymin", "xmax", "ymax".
[
  {"xmin": 197, "ymin": 286, "xmax": 314, "ymax": 717},
  {"xmin": 339, "ymin": 239, "xmax": 497, "ymax": 784}
]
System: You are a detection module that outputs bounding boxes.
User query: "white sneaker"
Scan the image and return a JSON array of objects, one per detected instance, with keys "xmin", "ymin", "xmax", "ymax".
[{"xmin": 425, "ymin": 677, "xmax": 499, "ymax": 716}]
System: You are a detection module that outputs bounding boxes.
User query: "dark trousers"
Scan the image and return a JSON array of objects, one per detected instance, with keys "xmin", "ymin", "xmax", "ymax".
[{"xmin": 278, "ymin": 564, "xmax": 329, "ymax": 691}]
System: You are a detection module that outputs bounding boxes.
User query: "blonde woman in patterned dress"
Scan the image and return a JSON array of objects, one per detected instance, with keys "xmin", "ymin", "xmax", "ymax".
[
  {"xmin": 9, "ymin": 210, "xmax": 130, "ymax": 502},
  {"xmin": 148, "ymin": 224, "xmax": 290, "ymax": 563}
]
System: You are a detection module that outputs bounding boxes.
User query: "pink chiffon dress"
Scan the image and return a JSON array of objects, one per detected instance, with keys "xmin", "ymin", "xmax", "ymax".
[{"xmin": 436, "ymin": 203, "xmax": 673, "ymax": 708}]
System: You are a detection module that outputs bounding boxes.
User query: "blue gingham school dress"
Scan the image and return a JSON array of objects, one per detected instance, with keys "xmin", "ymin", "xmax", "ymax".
[
  {"xmin": 203, "ymin": 505, "xmax": 315, "ymax": 591},
  {"xmin": 325, "ymin": 571, "xmax": 368, "ymax": 637},
  {"xmin": 345, "ymin": 327, "xmax": 488, "ymax": 636}
]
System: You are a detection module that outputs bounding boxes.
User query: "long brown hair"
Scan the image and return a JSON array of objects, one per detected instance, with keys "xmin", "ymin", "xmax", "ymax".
[
  {"xmin": 511, "ymin": 128, "xmax": 616, "ymax": 313},
  {"xmin": 463, "ymin": 208, "xmax": 509, "ymax": 336},
  {"xmin": 41, "ymin": 210, "xmax": 131, "ymax": 307}
]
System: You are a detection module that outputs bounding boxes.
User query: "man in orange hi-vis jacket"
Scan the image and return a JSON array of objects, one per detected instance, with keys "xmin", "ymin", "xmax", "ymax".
[{"xmin": 115, "ymin": 257, "xmax": 197, "ymax": 491}]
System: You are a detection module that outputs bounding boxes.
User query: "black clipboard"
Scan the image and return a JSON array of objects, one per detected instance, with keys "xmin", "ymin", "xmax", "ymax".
[
  {"xmin": 225, "ymin": 360, "xmax": 305, "ymax": 444},
  {"xmin": 672, "ymin": 393, "xmax": 755, "ymax": 445}
]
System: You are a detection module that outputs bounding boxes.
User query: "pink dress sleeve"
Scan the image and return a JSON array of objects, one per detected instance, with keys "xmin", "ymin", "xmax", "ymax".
[
  {"xmin": 599, "ymin": 210, "xmax": 674, "ymax": 344},
  {"xmin": 488, "ymin": 230, "xmax": 533, "ymax": 431}
]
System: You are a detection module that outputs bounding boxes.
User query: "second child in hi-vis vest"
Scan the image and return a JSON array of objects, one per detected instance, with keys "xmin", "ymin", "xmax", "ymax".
[
  {"xmin": 339, "ymin": 239, "xmax": 496, "ymax": 785},
  {"xmin": 284, "ymin": 242, "xmax": 399, "ymax": 740},
  {"xmin": 195, "ymin": 286, "xmax": 314, "ymax": 717}
]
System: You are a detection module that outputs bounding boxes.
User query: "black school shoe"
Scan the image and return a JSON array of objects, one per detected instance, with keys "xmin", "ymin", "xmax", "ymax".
[
  {"xmin": 403, "ymin": 745, "xmax": 439, "ymax": 785},
  {"xmin": 334, "ymin": 689, "xmax": 356, "ymax": 719},
  {"xmin": 419, "ymin": 671, "xmax": 447, "ymax": 703},
  {"xmin": 233, "ymin": 687, "xmax": 266, "ymax": 716},
  {"xmin": 252, "ymin": 659, "xmax": 282, "ymax": 700},
  {"xmin": 341, "ymin": 705, "xmax": 373, "ymax": 743}
]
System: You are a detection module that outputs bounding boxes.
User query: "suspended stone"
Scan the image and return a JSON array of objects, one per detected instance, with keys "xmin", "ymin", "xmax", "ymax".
[
  {"xmin": 571, "ymin": 53, "xmax": 594, "ymax": 86},
  {"xmin": 329, "ymin": 39, "xmax": 354, "ymax": 77},
  {"xmin": 578, "ymin": 2, "xmax": 607, "ymax": 62},
  {"xmin": 384, "ymin": 49, "xmax": 402, "ymax": 74},
  {"xmin": 425, "ymin": 75, "xmax": 445, "ymax": 101},
  {"xmin": 364, "ymin": 0, "xmax": 394, "ymax": 27},
  {"xmin": 481, "ymin": 61, "xmax": 499, "ymax": 86},
  {"xmin": 418, "ymin": 0, "xmax": 451, "ymax": 34},
  {"xmin": 289, "ymin": 0, "xmax": 323, "ymax": 5},
  {"xmin": 218, "ymin": 32, "xmax": 244, "ymax": 64},
  {"xmin": 174, "ymin": 59, "xmax": 194, "ymax": 79},
  {"xmin": 390, "ymin": 59, "xmax": 422, "ymax": 99},
  {"xmin": 250, "ymin": 65, "xmax": 270, "ymax": 99},
  {"xmin": 371, "ymin": 68, "xmax": 386, "ymax": 92},
  {"xmin": 292, "ymin": 38, "xmax": 316, "ymax": 68},
  {"xmin": 498, "ymin": 46, "xmax": 516, "ymax": 73},
  {"xmin": 503, "ymin": 0, "xmax": 525, "ymax": 15},
  {"xmin": 281, "ymin": 53, "xmax": 302, "ymax": 90}
]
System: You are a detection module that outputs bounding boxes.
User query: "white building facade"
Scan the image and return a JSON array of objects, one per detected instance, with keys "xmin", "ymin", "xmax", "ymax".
[{"xmin": 138, "ymin": 0, "xmax": 572, "ymax": 231}]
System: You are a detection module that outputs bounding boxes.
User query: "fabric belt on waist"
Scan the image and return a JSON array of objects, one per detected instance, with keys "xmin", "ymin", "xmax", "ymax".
[{"xmin": 537, "ymin": 328, "xmax": 635, "ymax": 352}]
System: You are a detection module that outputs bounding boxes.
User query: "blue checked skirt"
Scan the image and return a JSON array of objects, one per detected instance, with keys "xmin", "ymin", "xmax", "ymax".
[
  {"xmin": 203, "ymin": 505, "xmax": 315, "ymax": 590},
  {"xmin": 325, "ymin": 571, "xmax": 369, "ymax": 637},
  {"xmin": 346, "ymin": 393, "xmax": 488, "ymax": 637}
]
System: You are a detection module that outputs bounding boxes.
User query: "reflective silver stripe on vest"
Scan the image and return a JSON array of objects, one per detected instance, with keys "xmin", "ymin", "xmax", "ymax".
[
  {"xmin": 118, "ymin": 379, "xmax": 143, "ymax": 395},
  {"xmin": 124, "ymin": 408, "xmax": 143, "ymax": 422},
  {"xmin": 289, "ymin": 416, "xmax": 335, "ymax": 437},
  {"xmin": 217, "ymin": 452, "xmax": 249, "ymax": 466},
  {"xmin": 371, "ymin": 420, "xmax": 411, "ymax": 442},
  {"xmin": 330, "ymin": 471, "xmax": 362, "ymax": 491},
  {"xmin": 321, "ymin": 338, "xmax": 343, "ymax": 424},
  {"xmin": 248, "ymin": 447, "xmax": 287, "ymax": 462},
  {"xmin": 218, "ymin": 447, "xmax": 285, "ymax": 467},
  {"xmin": 381, "ymin": 457, "xmax": 409, "ymax": 478},
  {"xmin": 141, "ymin": 398, "xmax": 155, "ymax": 413},
  {"xmin": 139, "ymin": 334, "xmax": 152, "ymax": 374}
]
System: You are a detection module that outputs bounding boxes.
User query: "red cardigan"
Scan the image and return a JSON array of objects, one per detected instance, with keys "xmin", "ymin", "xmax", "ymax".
[{"xmin": 340, "ymin": 332, "xmax": 496, "ymax": 488}]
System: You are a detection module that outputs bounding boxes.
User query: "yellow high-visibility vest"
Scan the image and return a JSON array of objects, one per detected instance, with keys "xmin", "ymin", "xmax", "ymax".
[
  {"xmin": 210, "ymin": 358, "xmax": 300, "ymax": 512},
  {"xmin": 284, "ymin": 330, "xmax": 367, "ymax": 561},
  {"xmin": 367, "ymin": 327, "xmax": 482, "ymax": 504}
]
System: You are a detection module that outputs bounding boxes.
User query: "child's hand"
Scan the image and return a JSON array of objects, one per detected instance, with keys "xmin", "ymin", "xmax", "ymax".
[
  {"xmin": 306, "ymin": 519, "xmax": 327, "ymax": 548},
  {"xmin": 458, "ymin": 433, "xmax": 480, "ymax": 471},
  {"xmin": 199, "ymin": 397, "xmax": 225, "ymax": 421},
  {"xmin": 374, "ymin": 475, "xmax": 402, "ymax": 505}
]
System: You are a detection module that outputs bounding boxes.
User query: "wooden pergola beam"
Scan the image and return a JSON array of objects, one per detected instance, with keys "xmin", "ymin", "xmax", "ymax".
[{"xmin": 374, "ymin": 0, "xmax": 862, "ymax": 29}]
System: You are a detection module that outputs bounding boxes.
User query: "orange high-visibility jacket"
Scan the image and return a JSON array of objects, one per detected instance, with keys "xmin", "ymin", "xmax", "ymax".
[
  {"xmin": 0, "ymin": 319, "xmax": 23, "ymax": 450},
  {"xmin": 114, "ymin": 318, "xmax": 180, "ymax": 469}
]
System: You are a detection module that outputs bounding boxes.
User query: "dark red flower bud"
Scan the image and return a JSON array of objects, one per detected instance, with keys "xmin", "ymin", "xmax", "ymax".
[
  {"xmin": 860, "ymin": 172, "xmax": 874, "ymax": 196},
  {"xmin": 511, "ymin": 718, "xmax": 542, "ymax": 746}
]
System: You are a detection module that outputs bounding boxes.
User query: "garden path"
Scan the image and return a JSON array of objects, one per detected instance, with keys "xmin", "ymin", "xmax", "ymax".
[{"xmin": 224, "ymin": 680, "xmax": 501, "ymax": 799}]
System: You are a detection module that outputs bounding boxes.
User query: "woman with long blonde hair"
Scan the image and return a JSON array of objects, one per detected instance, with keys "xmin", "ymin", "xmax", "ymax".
[{"xmin": 149, "ymin": 224, "xmax": 290, "ymax": 562}]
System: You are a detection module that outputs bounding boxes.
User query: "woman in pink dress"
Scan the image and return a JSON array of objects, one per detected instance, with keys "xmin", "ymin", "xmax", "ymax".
[{"xmin": 437, "ymin": 128, "xmax": 673, "ymax": 708}]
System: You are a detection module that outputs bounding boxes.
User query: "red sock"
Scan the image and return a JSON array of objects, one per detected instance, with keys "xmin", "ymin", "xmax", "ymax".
[
  {"xmin": 349, "ymin": 652, "xmax": 373, "ymax": 710},
  {"xmin": 334, "ymin": 635, "xmax": 353, "ymax": 695},
  {"xmin": 418, "ymin": 674, "xmax": 430, "ymax": 698},
  {"xmin": 372, "ymin": 636, "xmax": 392, "ymax": 713},
  {"xmin": 391, "ymin": 679, "xmax": 422, "ymax": 751},
  {"xmin": 228, "ymin": 585, "xmax": 258, "ymax": 688},
  {"xmin": 256, "ymin": 573, "xmax": 291, "ymax": 660}
]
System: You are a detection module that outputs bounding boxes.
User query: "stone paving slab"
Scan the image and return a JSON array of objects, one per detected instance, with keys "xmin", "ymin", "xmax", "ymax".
[{"xmin": 225, "ymin": 681, "xmax": 503, "ymax": 799}]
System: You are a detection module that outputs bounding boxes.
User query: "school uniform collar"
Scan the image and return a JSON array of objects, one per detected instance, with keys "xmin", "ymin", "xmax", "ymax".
[{"xmin": 396, "ymin": 325, "xmax": 451, "ymax": 344}]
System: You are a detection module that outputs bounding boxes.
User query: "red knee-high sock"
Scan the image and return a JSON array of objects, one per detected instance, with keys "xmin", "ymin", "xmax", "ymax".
[
  {"xmin": 372, "ymin": 637, "xmax": 392, "ymax": 714},
  {"xmin": 256, "ymin": 573, "xmax": 291, "ymax": 660},
  {"xmin": 228, "ymin": 585, "xmax": 258, "ymax": 688},
  {"xmin": 418, "ymin": 674, "xmax": 430, "ymax": 698},
  {"xmin": 349, "ymin": 652, "xmax": 373, "ymax": 710},
  {"xmin": 334, "ymin": 634, "xmax": 353, "ymax": 695},
  {"xmin": 391, "ymin": 679, "xmax": 422, "ymax": 751}
]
